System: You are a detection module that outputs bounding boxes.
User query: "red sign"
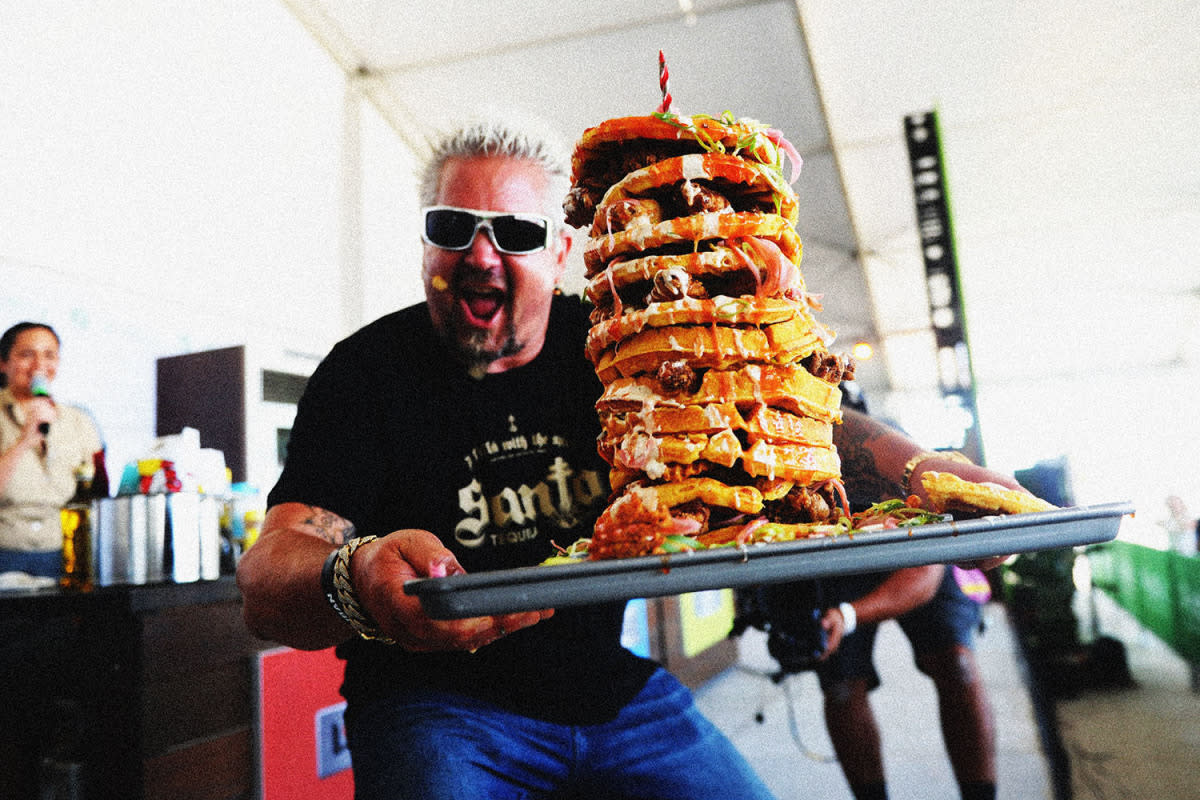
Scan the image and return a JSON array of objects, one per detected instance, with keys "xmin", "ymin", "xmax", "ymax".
[{"xmin": 257, "ymin": 646, "xmax": 354, "ymax": 799}]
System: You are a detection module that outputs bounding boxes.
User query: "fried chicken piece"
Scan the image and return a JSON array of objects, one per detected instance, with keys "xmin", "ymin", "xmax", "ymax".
[
  {"xmin": 767, "ymin": 485, "xmax": 835, "ymax": 524},
  {"xmin": 803, "ymin": 352, "xmax": 856, "ymax": 385},
  {"xmin": 680, "ymin": 183, "xmax": 732, "ymax": 215},
  {"xmin": 647, "ymin": 268, "xmax": 691, "ymax": 303},
  {"xmin": 655, "ymin": 359, "xmax": 699, "ymax": 394},
  {"xmin": 591, "ymin": 198, "xmax": 663, "ymax": 236},
  {"xmin": 589, "ymin": 489, "xmax": 670, "ymax": 559}
]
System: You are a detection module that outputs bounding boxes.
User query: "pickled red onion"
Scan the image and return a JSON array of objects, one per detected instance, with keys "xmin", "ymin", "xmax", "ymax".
[{"xmin": 765, "ymin": 128, "xmax": 803, "ymax": 184}]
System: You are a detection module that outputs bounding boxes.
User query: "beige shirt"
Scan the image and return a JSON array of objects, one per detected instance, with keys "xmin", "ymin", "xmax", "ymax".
[{"xmin": 0, "ymin": 387, "xmax": 102, "ymax": 551}]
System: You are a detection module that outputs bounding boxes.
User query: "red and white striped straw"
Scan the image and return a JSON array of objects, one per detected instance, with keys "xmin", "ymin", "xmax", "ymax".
[{"xmin": 656, "ymin": 50, "xmax": 673, "ymax": 113}]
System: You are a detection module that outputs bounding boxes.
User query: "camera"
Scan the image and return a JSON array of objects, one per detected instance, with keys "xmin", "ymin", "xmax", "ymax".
[
  {"xmin": 733, "ymin": 581, "xmax": 830, "ymax": 674},
  {"xmin": 766, "ymin": 606, "xmax": 829, "ymax": 673}
]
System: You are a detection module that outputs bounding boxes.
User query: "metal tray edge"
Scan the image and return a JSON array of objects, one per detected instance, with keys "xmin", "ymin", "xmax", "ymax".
[{"xmin": 407, "ymin": 501, "xmax": 1132, "ymax": 619}]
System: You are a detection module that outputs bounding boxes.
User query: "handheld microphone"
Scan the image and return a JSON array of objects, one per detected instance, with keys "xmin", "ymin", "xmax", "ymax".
[{"xmin": 31, "ymin": 373, "xmax": 51, "ymax": 435}]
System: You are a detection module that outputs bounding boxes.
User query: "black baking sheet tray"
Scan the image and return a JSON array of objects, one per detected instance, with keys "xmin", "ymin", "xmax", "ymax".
[{"xmin": 405, "ymin": 502, "xmax": 1132, "ymax": 619}]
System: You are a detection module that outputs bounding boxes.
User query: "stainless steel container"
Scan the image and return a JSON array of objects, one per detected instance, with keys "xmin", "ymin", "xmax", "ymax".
[{"xmin": 92, "ymin": 493, "xmax": 221, "ymax": 584}]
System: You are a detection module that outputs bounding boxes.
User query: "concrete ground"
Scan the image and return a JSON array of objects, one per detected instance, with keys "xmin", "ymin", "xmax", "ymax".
[{"xmin": 695, "ymin": 602, "xmax": 1054, "ymax": 799}]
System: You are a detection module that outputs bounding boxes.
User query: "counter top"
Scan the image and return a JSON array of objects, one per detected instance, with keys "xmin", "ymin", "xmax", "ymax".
[{"xmin": 0, "ymin": 575, "xmax": 242, "ymax": 616}]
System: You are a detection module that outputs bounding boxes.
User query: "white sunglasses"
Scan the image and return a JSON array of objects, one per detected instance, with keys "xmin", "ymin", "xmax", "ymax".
[{"xmin": 421, "ymin": 206, "xmax": 554, "ymax": 255}]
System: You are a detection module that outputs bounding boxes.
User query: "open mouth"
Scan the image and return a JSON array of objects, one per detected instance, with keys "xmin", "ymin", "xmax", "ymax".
[{"xmin": 460, "ymin": 286, "xmax": 507, "ymax": 326}]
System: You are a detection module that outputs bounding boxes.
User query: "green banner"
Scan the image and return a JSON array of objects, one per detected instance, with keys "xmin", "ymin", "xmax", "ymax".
[
  {"xmin": 1133, "ymin": 545, "xmax": 1176, "ymax": 644},
  {"xmin": 1087, "ymin": 541, "xmax": 1200, "ymax": 663},
  {"xmin": 1175, "ymin": 554, "xmax": 1200, "ymax": 664}
]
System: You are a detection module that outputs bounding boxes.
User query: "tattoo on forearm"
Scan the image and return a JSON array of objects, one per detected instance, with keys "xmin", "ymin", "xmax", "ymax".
[
  {"xmin": 302, "ymin": 506, "xmax": 355, "ymax": 545},
  {"xmin": 839, "ymin": 428, "xmax": 903, "ymax": 502}
]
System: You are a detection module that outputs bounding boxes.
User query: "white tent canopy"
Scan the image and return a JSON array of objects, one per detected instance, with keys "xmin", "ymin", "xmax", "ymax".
[{"xmin": 284, "ymin": 0, "xmax": 1200, "ymax": 394}]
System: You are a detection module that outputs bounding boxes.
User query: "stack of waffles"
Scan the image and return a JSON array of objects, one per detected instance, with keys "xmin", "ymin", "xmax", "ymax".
[{"xmin": 563, "ymin": 112, "xmax": 855, "ymax": 558}]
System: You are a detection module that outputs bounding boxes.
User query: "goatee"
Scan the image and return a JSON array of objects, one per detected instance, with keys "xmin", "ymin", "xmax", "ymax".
[{"xmin": 449, "ymin": 319, "xmax": 524, "ymax": 380}]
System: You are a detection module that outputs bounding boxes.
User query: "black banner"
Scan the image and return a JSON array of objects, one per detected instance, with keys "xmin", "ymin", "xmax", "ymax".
[{"xmin": 903, "ymin": 111, "xmax": 984, "ymax": 462}]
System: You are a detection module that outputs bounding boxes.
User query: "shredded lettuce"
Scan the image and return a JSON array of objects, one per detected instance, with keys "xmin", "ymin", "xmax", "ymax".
[
  {"xmin": 660, "ymin": 534, "xmax": 702, "ymax": 553},
  {"xmin": 851, "ymin": 499, "xmax": 947, "ymax": 528},
  {"xmin": 540, "ymin": 499, "xmax": 946, "ymax": 565}
]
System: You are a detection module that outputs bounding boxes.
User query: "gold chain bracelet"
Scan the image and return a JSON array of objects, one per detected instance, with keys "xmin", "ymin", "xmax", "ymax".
[{"xmin": 329, "ymin": 535, "xmax": 396, "ymax": 645}]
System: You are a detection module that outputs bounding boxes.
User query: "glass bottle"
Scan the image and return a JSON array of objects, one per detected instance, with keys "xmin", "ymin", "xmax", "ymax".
[{"xmin": 59, "ymin": 452, "xmax": 107, "ymax": 590}]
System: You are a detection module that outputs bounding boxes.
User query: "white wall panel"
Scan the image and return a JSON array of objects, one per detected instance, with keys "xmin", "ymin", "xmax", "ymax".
[{"xmin": 1, "ymin": 1, "xmax": 347, "ymax": 479}]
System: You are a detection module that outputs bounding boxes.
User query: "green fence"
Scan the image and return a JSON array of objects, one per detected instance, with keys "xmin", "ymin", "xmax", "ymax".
[{"xmin": 1087, "ymin": 541, "xmax": 1200, "ymax": 664}]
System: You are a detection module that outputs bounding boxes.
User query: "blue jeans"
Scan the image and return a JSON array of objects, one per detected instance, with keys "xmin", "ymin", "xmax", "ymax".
[{"xmin": 345, "ymin": 667, "xmax": 776, "ymax": 800}]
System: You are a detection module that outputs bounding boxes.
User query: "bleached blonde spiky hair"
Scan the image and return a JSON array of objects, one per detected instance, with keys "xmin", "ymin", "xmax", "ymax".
[{"xmin": 418, "ymin": 112, "xmax": 571, "ymax": 224}]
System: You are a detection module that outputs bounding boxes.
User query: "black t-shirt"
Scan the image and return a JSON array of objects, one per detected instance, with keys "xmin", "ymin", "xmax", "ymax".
[{"xmin": 269, "ymin": 295, "xmax": 656, "ymax": 724}]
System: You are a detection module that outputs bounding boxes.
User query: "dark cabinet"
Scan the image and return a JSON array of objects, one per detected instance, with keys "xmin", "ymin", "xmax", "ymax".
[{"xmin": 0, "ymin": 581, "xmax": 270, "ymax": 800}]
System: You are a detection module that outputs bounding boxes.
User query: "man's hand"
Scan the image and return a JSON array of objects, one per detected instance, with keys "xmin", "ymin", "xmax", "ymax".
[
  {"xmin": 907, "ymin": 456, "xmax": 1025, "ymax": 510},
  {"xmin": 351, "ymin": 530, "xmax": 553, "ymax": 652},
  {"xmin": 819, "ymin": 606, "xmax": 851, "ymax": 659},
  {"xmin": 908, "ymin": 458, "xmax": 1027, "ymax": 571},
  {"xmin": 818, "ymin": 565, "xmax": 945, "ymax": 658},
  {"xmin": 237, "ymin": 503, "xmax": 553, "ymax": 652}
]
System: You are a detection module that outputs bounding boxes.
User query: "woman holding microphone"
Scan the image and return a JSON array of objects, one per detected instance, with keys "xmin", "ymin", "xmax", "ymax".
[{"xmin": 0, "ymin": 322, "xmax": 102, "ymax": 577}]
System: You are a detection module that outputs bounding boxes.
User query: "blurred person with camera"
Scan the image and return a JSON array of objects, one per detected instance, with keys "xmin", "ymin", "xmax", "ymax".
[
  {"xmin": 816, "ymin": 566, "xmax": 995, "ymax": 800},
  {"xmin": 814, "ymin": 383, "xmax": 997, "ymax": 800}
]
